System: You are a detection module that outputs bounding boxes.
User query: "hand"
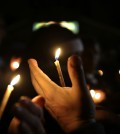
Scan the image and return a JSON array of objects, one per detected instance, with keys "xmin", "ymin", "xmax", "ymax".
[
  {"xmin": 8, "ymin": 96, "xmax": 46, "ymax": 134},
  {"xmin": 28, "ymin": 55, "xmax": 96, "ymax": 133}
]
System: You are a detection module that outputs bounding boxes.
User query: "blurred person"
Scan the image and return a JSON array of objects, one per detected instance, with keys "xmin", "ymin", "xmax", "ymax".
[
  {"xmin": 80, "ymin": 36, "xmax": 120, "ymax": 134},
  {"xmin": 80, "ymin": 36, "xmax": 101, "ymax": 87}
]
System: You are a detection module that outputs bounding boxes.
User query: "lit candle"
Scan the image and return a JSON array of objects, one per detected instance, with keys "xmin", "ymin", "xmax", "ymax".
[
  {"xmin": 0, "ymin": 74, "xmax": 20, "ymax": 118},
  {"xmin": 54, "ymin": 48, "xmax": 65, "ymax": 87}
]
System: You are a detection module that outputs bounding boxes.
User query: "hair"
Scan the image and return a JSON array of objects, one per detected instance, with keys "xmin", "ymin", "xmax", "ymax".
[{"xmin": 27, "ymin": 23, "xmax": 79, "ymax": 61}]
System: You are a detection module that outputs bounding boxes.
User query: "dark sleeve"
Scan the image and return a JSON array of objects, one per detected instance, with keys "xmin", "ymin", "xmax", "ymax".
[{"xmin": 70, "ymin": 122, "xmax": 106, "ymax": 134}]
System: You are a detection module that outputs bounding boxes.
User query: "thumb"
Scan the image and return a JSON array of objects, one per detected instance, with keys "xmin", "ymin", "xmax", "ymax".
[
  {"xmin": 32, "ymin": 95, "xmax": 45, "ymax": 107},
  {"xmin": 67, "ymin": 55, "xmax": 87, "ymax": 92}
]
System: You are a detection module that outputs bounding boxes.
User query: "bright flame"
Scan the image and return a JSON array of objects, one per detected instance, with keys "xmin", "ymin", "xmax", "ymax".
[
  {"xmin": 98, "ymin": 70, "xmax": 103, "ymax": 76},
  {"xmin": 55, "ymin": 48, "xmax": 61, "ymax": 60},
  {"xmin": 10, "ymin": 75, "xmax": 20, "ymax": 86},
  {"xmin": 90, "ymin": 89, "xmax": 96, "ymax": 98}
]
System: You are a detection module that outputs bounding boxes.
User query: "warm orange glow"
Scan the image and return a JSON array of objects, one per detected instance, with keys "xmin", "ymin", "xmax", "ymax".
[
  {"xmin": 98, "ymin": 70, "xmax": 103, "ymax": 76},
  {"xmin": 55, "ymin": 48, "xmax": 61, "ymax": 60},
  {"xmin": 0, "ymin": 74, "xmax": 20, "ymax": 118},
  {"xmin": 10, "ymin": 57, "xmax": 21, "ymax": 71},
  {"xmin": 95, "ymin": 92, "xmax": 101, "ymax": 99},
  {"xmin": 10, "ymin": 74, "xmax": 20, "ymax": 86},
  {"xmin": 119, "ymin": 70, "xmax": 120, "ymax": 74},
  {"xmin": 90, "ymin": 89, "xmax": 96, "ymax": 98},
  {"xmin": 90, "ymin": 89, "xmax": 106, "ymax": 104}
]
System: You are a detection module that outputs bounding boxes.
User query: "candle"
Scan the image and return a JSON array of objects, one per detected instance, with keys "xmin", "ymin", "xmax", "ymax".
[
  {"xmin": 0, "ymin": 74, "xmax": 20, "ymax": 118},
  {"xmin": 54, "ymin": 48, "xmax": 65, "ymax": 87}
]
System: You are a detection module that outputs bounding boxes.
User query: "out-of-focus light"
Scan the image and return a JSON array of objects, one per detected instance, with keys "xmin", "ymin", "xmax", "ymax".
[
  {"xmin": 95, "ymin": 92, "xmax": 101, "ymax": 99},
  {"xmin": 32, "ymin": 21, "xmax": 79, "ymax": 34},
  {"xmin": 10, "ymin": 74, "xmax": 20, "ymax": 86},
  {"xmin": 98, "ymin": 70, "xmax": 103, "ymax": 76},
  {"xmin": 10, "ymin": 57, "xmax": 21, "ymax": 71},
  {"xmin": 60, "ymin": 21, "xmax": 79, "ymax": 34},
  {"xmin": 90, "ymin": 89, "xmax": 106, "ymax": 104},
  {"xmin": 119, "ymin": 70, "xmax": 120, "ymax": 74},
  {"xmin": 32, "ymin": 21, "xmax": 56, "ymax": 31},
  {"xmin": 90, "ymin": 89, "xmax": 96, "ymax": 98}
]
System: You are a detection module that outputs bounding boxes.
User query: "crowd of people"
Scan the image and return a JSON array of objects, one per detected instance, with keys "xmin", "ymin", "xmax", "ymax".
[{"xmin": 0, "ymin": 22, "xmax": 120, "ymax": 134}]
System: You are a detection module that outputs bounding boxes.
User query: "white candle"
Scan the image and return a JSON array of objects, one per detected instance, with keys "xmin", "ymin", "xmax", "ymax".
[
  {"xmin": 54, "ymin": 48, "xmax": 65, "ymax": 87},
  {"xmin": 0, "ymin": 74, "xmax": 20, "ymax": 118}
]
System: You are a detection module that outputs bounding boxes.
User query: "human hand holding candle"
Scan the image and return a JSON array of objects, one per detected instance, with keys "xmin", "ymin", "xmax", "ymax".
[
  {"xmin": 28, "ymin": 55, "xmax": 96, "ymax": 133},
  {"xmin": 54, "ymin": 48, "xmax": 65, "ymax": 87},
  {"xmin": 0, "ymin": 74, "xmax": 20, "ymax": 118}
]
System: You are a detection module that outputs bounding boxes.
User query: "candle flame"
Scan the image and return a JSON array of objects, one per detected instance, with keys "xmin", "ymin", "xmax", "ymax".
[
  {"xmin": 10, "ymin": 74, "xmax": 20, "ymax": 86},
  {"xmin": 55, "ymin": 48, "xmax": 61, "ymax": 60}
]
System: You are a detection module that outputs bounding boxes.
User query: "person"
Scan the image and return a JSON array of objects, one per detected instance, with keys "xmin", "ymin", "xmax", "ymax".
[
  {"xmin": 8, "ymin": 55, "xmax": 106, "ymax": 134},
  {"xmin": 8, "ymin": 96, "xmax": 46, "ymax": 134},
  {"xmin": 8, "ymin": 23, "xmax": 120, "ymax": 134}
]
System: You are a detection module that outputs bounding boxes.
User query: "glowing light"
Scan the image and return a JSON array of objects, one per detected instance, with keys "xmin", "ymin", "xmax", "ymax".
[
  {"xmin": 60, "ymin": 21, "xmax": 79, "ymax": 34},
  {"xmin": 54, "ymin": 48, "xmax": 65, "ymax": 87},
  {"xmin": 0, "ymin": 74, "xmax": 20, "ymax": 118},
  {"xmin": 90, "ymin": 89, "xmax": 106, "ymax": 104},
  {"xmin": 90, "ymin": 89, "xmax": 96, "ymax": 98},
  {"xmin": 55, "ymin": 48, "xmax": 61, "ymax": 60},
  {"xmin": 10, "ymin": 74, "xmax": 20, "ymax": 86},
  {"xmin": 119, "ymin": 70, "xmax": 120, "ymax": 74},
  {"xmin": 10, "ymin": 57, "xmax": 21, "ymax": 71},
  {"xmin": 98, "ymin": 70, "xmax": 103, "ymax": 76},
  {"xmin": 95, "ymin": 92, "xmax": 101, "ymax": 99},
  {"xmin": 32, "ymin": 21, "xmax": 79, "ymax": 33},
  {"xmin": 12, "ymin": 62, "xmax": 19, "ymax": 69}
]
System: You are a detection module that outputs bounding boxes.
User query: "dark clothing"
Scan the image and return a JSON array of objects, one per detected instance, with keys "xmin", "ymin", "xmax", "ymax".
[{"xmin": 70, "ymin": 122, "xmax": 105, "ymax": 134}]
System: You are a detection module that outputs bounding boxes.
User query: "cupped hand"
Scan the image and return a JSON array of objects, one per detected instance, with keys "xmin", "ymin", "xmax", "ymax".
[
  {"xmin": 8, "ymin": 96, "xmax": 46, "ymax": 134},
  {"xmin": 28, "ymin": 55, "xmax": 96, "ymax": 133}
]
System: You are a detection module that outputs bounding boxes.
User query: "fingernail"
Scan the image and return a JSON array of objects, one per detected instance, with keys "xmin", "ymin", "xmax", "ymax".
[
  {"xmin": 28, "ymin": 59, "xmax": 38, "ymax": 66},
  {"xmin": 69, "ymin": 55, "xmax": 81, "ymax": 68}
]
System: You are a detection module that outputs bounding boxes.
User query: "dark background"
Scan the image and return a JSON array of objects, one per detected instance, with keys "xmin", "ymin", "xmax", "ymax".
[{"xmin": 0, "ymin": 0, "xmax": 120, "ymax": 133}]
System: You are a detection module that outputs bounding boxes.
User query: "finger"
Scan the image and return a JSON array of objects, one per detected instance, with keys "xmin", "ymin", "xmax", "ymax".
[
  {"xmin": 30, "ymin": 72, "xmax": 45, "ymax": 96},
  {"xmin": 15, "ymin": 105, "xmax": 45, "ymax": 134},
  {"xmin": 19, "ymin": 96, "xmax": 44, "ymax": 120},
  {"xmin": 67, "ymin": 55, "xmax": 87, "ymax": 92},
  {"xmin": 19, "ymin": 122, "xmax": 33, "ymax": 134},
  {"xmin": 8, "ymin": 117, "xmax": 20, "ymax": 134},
  {"xmin": 28, "ymin": 59, "xmax": 59, "ymax": 97},
  {"xmin": 32, "ymin": 95, "xmax": 45, "ymax": 107}
]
